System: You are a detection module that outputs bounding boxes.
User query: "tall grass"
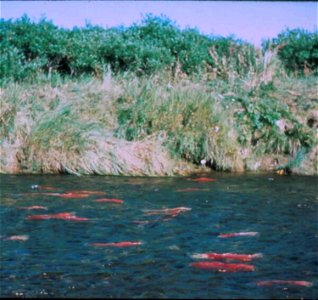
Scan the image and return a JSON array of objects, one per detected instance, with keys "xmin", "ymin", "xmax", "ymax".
[
  {"xmin": 114, "ymin": 75, "xmax": 244, "ymax": 171},
  {"xmin": 0, "ymin": 76, "xmax": 197, "ymax": 175},
  {"xmin": 1, "ymin": 64, "xmax": 316, "ymax": 175}
]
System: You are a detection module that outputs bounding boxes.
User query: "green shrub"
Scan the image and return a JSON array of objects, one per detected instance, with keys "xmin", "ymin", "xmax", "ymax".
[
  {"xmin": 235, "ymin": 95, "xmax": 315, "ymax": 155},
  {"xmin": 0, "ymin": 14, "xmax": 259, "ymax": 82},
  {"xmin": 265, "ymin": 28, "xmax": 318, "ymax": 75}
]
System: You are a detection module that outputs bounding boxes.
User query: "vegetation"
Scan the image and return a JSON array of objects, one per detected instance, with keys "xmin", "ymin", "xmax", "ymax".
[
  {"xmin": 1, "ymin": 15, "xmax": 317, "ymax": 176},
  {"xmin": 263, "ymin": 28, "xmax": 318, "ymax": 76},
  {"xmin": 0, "ymin": 14, "xmax": 259, "ymax": 82}
]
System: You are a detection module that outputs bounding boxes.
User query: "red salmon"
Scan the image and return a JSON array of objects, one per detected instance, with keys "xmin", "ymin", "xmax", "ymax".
[
  {"xmin": 90, "ymin": 241, "xmax": 142, "ymax": 247},
  {"xmin": 40, "ymin": 186, "xmax": 58, "ymax": 190},
  {"xmin": 191, "ymin": 252, "xmax": 263, "ymax": 262},
  {"xmin": 95, "ymin": 198, "xmax": 124, "ymax": 204},
  {"xmin": 132, "ymin": 220, "xmax": 152, "ymax": 225},
  {"xmin": 67, "ymin": 190, "xmax": 106, "ymax": 195},
  {"xmin": 59, "ymin": 193, "xmax": 90, "ymax": 198},
  {"xmin": 18, "ymin": 206, "xmax": 48, "ymax": 210},
  {"xmin": 4, "ymin": 235, "xmax": 29, "ymax": 241},
  {"xmin": 143, "ymin": 207, "xmax": 191, "ymax": 217},
  {"xmin": 68, "ymin": 217, "xmax": 89, "ymax": 221},
  {"xmin": 218, "ymin": 232, "xmax": 258, "ymax": 238},
  {"xmin": 188, "ymin": 177, "xmax": 216, "ymax": 182},
  {"xmin": 257, "ymin": 280, "xmax": 313, "ymax": 287},
  {"xmin": 190, "ymin": 261, "xmax": 255, "ymax": 272},
  {"xmin": 38, "ymin": 192, "xmax": 90, "ymax": 198},
  {"xmin": 26, "ymin": 214, "xmax": 51, "ymax": 220},
  {"xmin": 39, "ymin": 193, "xmax": 61, "ymax": 196},
  {"xmin": 26, "ymin": 212, "xmax": 89, "ymax": 221},
  {"xmin": 31, "ymin": 185, "xmax": 57, "ymax": 191},
  {"xmin": 176, "ymin": 188, "xmax": 209, "ymax": 192}
]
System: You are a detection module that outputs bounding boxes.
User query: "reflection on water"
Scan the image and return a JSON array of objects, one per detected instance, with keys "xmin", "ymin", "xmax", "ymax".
[{"xmin": 0, "ymin": 173, "xmax": 317, "ymax": 298}]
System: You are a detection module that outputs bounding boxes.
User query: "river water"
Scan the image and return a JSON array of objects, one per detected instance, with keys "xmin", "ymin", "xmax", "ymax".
[{"xmin": 0, "ymin": 173, "xmax": 317, "ymax": 299}]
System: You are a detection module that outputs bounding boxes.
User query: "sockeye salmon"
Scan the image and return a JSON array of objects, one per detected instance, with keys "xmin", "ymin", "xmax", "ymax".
[
  {"xmin": 58, "ymin": 193, "xmax": 90, "ymax": 199},
  {"xmin": 18, "ymin": 206, "xmax": 48, "ymax": 210},
  {"xmin": 67, "ymin": 190, "xmax": 106, "ymax": 195},
  {"xmin": 218, "ymin": 232, "xmax": 258, "ymax": 238},
  {"xmin": 257, "ymin": 280, "xmax": 313, "ymax": 287},
  {"xmin": 143, "ymin": 207, "xmax": 191, "ymax": 217},
  {"xmin": 90, "ymin": 241, "xmax": 142, "ymax": 247},
  {"xmin": 188, "ymin": 177, "xmax": 217, "ymax": 182},
  {"xmin": 176, "ymin": 188, "xmax": 209, "ymax": 192},
  {"xmin": 26, "ymin": 212, "xmax": 89, "ymax": 221},
  {"xmin": 191, "ymin": 252, "xmax": 263, "ymax": 262},
  {"xmin": 38, "ymin": 193, "xmax": 90, "ymax": 198},
  {"xmin": 3, "ymin": 235, "xmax": 29, "ymax": 241},
  {"xmin": 95, "ymin": 198, "xmax": 124, "ymax": 204}
]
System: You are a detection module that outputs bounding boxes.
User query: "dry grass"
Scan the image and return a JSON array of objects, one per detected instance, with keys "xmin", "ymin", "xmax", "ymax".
[
  {"xmin": 19, "ymin": 128, "xmax": 181, "ymax": 176},
  {"xmin": 0, "ymin": 76, "xmax": 197, "ymax": 176},
  {"xmin": 1, "ymin": 54, "xmax": 317, "ymax": 176}
]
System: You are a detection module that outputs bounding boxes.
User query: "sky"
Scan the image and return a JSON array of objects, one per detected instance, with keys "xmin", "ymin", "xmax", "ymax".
[{"xmin": 1, "ymin": 1, "xmax": 317, "ymax": 46}]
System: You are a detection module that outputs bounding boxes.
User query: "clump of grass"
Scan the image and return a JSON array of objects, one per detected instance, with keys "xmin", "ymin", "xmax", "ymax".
[
  {"xmin": 234, "ymin": 92, "xmax": 315, "ymax": 155},
  {"xmin": 0, "ymin": 85, "xmax": 35, "ymax": 173},
  {"xmin": 289, "ymin": 145, "xmax": 318, "ymax": 175},
  {"xmin": 18, "ymin": 104, "xmax": 97, "ymax": 174},
  {"xmin": 77, "ymin": 130, "xmax": 179, "ymax": 176},
  {"xmin": 20, "ymin": 123, "xmax": 179, "ymax": 176},
  {"xmin": 114, "ymin": 74, "xmax": 245, "ymax": 171},
  {"xmin": 0, "ymin": 75, "xmax": 195, "ymax": 175}
]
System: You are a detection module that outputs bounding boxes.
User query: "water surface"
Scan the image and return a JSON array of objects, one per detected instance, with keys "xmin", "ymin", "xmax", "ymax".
[{"xmin": 0, "ymin": 173, "xmax": 317, "ymax": 298}]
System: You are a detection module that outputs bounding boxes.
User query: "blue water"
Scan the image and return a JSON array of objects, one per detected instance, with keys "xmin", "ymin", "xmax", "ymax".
[{"xmin": 0, "ymin": 173, "xmax": 317, "ymax": 299}]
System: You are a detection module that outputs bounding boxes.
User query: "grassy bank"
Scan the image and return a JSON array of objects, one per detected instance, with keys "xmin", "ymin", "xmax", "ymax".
[
  {"xmin": 1, "ymin": 16, "xmax": 317, "ymax": 176},
  {"xmin": 1, "ymin": 69, "xmax": 317, "ymax": 176}
]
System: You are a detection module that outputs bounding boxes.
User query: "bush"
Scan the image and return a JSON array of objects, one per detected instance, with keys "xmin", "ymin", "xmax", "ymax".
[
  {"xmin": 2, "ymin": 15, "xmax": 315, "ymax": 82},
  {"xmin": 0, "ymin": 14, "xmax": 258, "ymax": 82},
  {"xmin": 235, "ymin": 95, "xmax": 315, "ymax": 155},
  {"xmin": 265, "ymin": 28, "xmax": 318, "ymax": 75}
]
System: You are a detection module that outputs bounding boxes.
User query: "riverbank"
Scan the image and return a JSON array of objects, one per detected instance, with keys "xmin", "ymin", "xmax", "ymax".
[{"xmin": 1, "ymin": 72, "xmax": 317, "ymax": 176}]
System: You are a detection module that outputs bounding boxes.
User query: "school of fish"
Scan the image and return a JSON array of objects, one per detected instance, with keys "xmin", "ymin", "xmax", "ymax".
[{"xmin": 6, "ymin": 180, "xmax": 314, "ymax": 291}]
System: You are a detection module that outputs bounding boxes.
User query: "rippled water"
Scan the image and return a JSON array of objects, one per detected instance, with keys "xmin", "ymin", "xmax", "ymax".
[{"xmin": 1, "ymin": 173, "xmax": 317, "ymax": 298}]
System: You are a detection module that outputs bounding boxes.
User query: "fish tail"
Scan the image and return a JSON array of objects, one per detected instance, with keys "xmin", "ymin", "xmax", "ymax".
[
  {"xmin": 191, "ymin": 254, "xmax": 208, "ymax": 259},
  {"xmin": 252, "ymin": 253, "xmax": 263, "ymax": 259}
]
